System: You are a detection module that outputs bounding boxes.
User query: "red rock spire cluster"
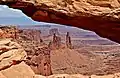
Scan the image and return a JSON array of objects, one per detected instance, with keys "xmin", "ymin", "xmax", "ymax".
[
  {"xmin": 53, "ymin": 33, "xmax": 61, "ymax": 48},
  {"xmin": 48, "ymin": 32, "xmax": 72, "ymax": 49},
  {"xmin": 48, "ymin": 33, "xmax": 61, "ymax": 49},
  {"xmin": 66, "ymin": 32, "xmax": 72, "ymax": 49}
]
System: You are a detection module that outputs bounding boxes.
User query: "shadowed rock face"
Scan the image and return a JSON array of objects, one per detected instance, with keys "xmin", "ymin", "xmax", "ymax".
[{"xmin": 1, "ymin": 0, "xmax": 120, "ymax": 43}]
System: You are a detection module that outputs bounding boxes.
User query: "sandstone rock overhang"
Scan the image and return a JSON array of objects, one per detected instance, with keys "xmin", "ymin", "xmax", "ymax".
[{"xmin": 1, "ymin": 0, "xmax": 120, "ymax": 43}]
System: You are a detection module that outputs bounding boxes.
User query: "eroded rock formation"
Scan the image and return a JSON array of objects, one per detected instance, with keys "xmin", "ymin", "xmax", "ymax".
[
  {"xmin": 0, "ymin": 26, "xmax": 19, "ymax": 39},
  {"xmin": 48, "ymin": 33, "xmax": 62, "ymax": 49},
  {"xmin": 0, "ymin": 38, "xmax": 36, "ymax": 78},
  {"xmin": 19, "ymin": 29, "xmax": 43, "ymax": 42},
  {"xmin": 25, "ymin": 47, "xmax": 52, "ymax": 76},
  {"xmin": 0, "ymin": 26, "xmax": 53, "ymax": 77},
  {"xmin": 17, "ymin": 29, "xmax": 52, "ymax": 76},
  {"xmin": 66, "ymin": 32, "xmax": 72, "ymax": 48},
  {"xmin": 1, "ymin": 0, "xmax": 120, "ymax": 43},
  {"xmin": 0, "ymin": 39, "xmax": 26, "ymax": 71}
]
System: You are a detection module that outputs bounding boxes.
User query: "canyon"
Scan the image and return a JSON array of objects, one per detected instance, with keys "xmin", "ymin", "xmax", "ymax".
[
  {"xmin": 1, "ymin": 0, "xmax": 120, "ymax": 77},
  {"xmin": 0, "ymin": 25, "xmax": 120, "ymax": 78}
]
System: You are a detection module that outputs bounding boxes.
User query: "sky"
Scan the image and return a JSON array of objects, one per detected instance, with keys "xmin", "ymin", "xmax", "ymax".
[{"xmin": 0, "ymin": 5, "xmax": 47, "ymax": 25}]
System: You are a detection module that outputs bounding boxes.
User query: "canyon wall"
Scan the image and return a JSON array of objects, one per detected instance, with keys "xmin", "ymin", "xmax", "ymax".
[{"xmin": 0, "ymin": 26, "xmax": 19, "ymax": 39}]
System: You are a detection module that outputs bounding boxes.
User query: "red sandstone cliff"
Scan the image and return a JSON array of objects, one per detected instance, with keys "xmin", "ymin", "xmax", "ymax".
[{"xmin": 0, "ymin": 26, "xmax": 19, "ymax": 39}]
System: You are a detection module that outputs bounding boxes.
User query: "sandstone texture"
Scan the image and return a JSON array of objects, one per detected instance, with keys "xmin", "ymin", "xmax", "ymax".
[
  {"xmin": 0, "ymin": 38, "xmax": 26, "ymax": 70},
  {"xmin": 1, "ymin": 0, "xmax": 120, "ymax": 43},
  {"xmin": 0, "ymin": 38, "xmax": 36, "ymax": 78},
  {"xmin": 0, "ymin": 26, "xmax": 18, "ymax": 39}
]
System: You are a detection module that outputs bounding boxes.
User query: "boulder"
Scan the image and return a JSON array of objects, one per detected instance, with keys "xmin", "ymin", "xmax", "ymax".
[
  {"xmin": 0, "ymin": 39, "xmax": 35, "ymax": 78},
  {"xmin": 1, "ymin": 62, "xmax": 35, "ymax": 78},
  {"xmin": 0, "ymin": 39, "xmax": 26, "ymax": 71}
]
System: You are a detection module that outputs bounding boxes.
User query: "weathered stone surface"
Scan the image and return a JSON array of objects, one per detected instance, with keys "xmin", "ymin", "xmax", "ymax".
[
  {"xmin": 0, "ymin": 38, "xmax": 37, "ymax": 78},
  {"xmin": 1, "ymin": 0, "xmax": 120, "ymax": 43},
  {"xmin": 1, "ymin": 62, "xmax": 35, "ymax": 78},
  {"xmin": 0, "ymin": 26, "xmax": 19, "ymax": 39},
  {"xmin": 27, "ymin": 47, "xmax": 52, "ymax": 76},
  {"xmin": 0, "ymin": 72, "xmax": 6, "ymax": 78},
  {"xmin": 0, "ymin": 39, "xmax": 27, "ymax": 71}
]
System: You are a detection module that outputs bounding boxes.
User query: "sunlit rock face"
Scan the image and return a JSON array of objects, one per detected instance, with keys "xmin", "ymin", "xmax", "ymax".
[
  {"xmin": 1, "ymin": 0, "xmax": 120, "ymax": 43},
  {"xmin": 0, "ymin": 38, "xmax": 35, "ymax": 78}
]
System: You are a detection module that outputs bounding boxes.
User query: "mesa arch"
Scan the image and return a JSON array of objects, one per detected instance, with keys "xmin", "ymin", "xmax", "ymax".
[{"xmin": 1, "ymin": 0, "xmax": 120, "ymax": 43}]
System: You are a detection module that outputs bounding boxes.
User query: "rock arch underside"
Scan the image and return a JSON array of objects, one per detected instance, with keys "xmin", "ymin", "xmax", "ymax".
[
  {"xmin": 1, "ymin": 0, "xmax": 120, "ymax": 43},
  {"xmin": 1, "ymin": 0, "xmax": 120, "ymax": 78}
]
